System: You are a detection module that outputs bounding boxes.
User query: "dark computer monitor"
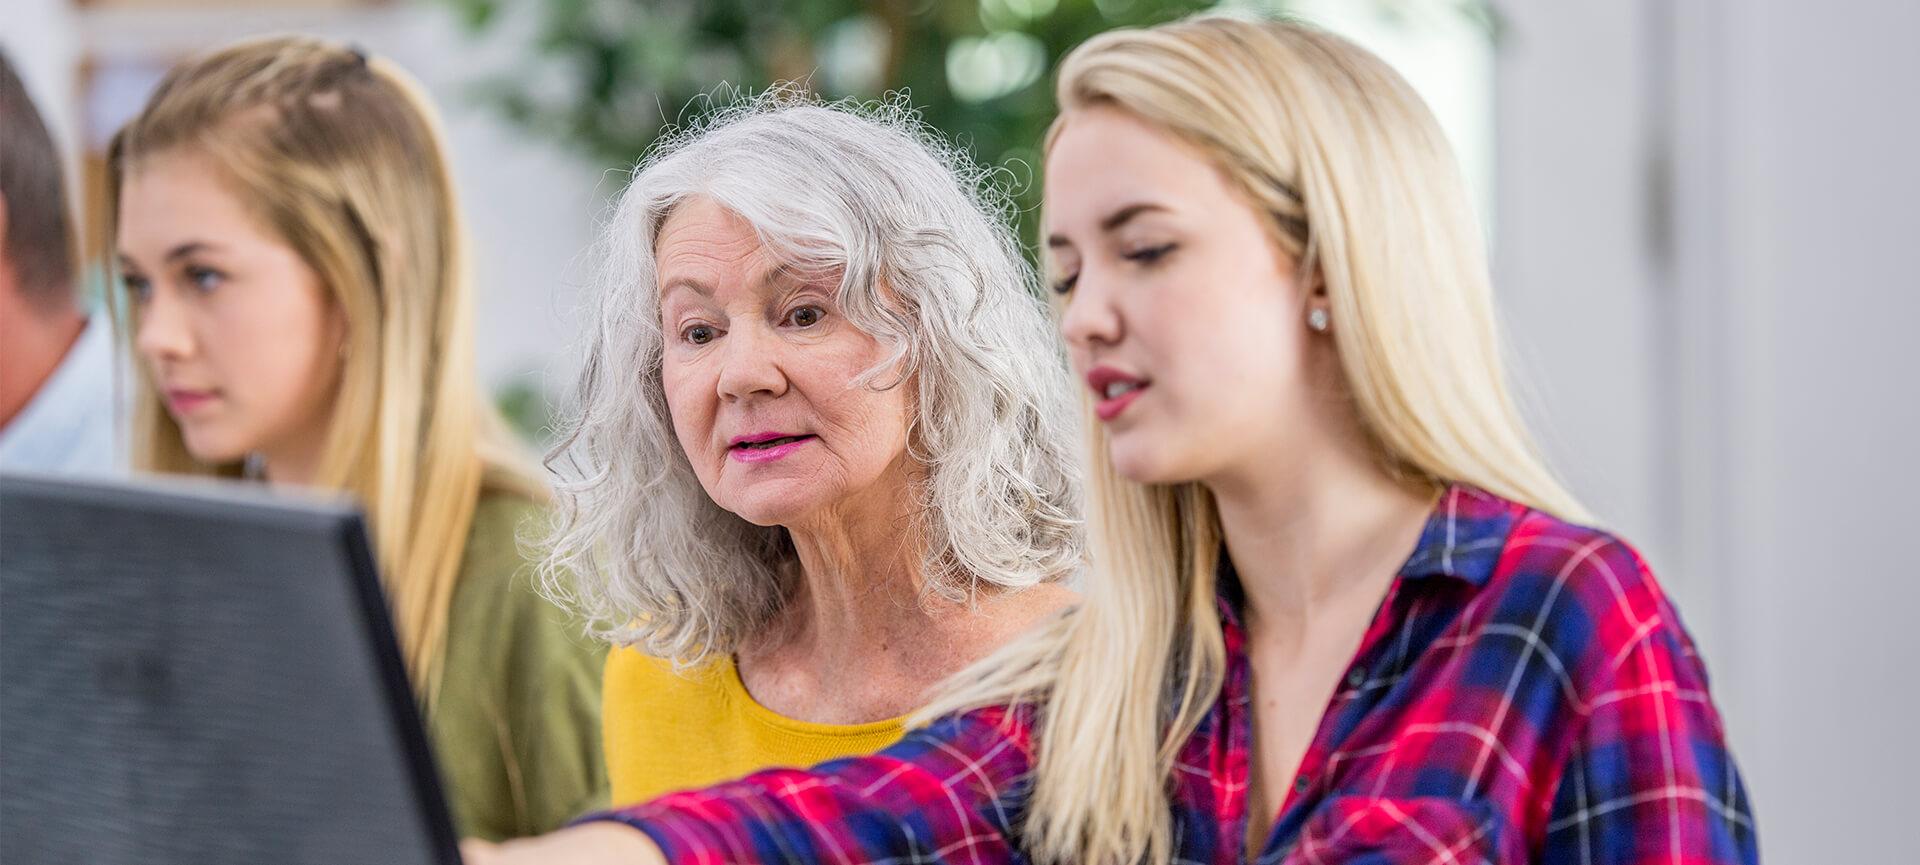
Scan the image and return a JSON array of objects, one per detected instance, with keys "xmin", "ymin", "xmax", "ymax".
[{"xmin": 0, "ymin": 472, "xmax": 459, "ymax": 864}]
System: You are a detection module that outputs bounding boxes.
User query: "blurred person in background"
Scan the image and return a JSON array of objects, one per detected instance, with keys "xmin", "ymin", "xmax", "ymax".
[
  {"xmin": 468, "ymin": 15, "xmax": 1754, "ymax": 865},
  {"xmin": 539, "ymin": 94, "xmax": 1082, "ymax": 807},
  {"xmin": 0, "ymin": 50, "xmax": 121, "ymax": 476},
  {"xmin": 108, "ymin": 35, "xmax": 605, "ymax": 840}
]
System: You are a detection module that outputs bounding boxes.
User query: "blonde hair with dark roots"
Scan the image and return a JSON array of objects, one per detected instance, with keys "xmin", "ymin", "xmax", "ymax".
[
  {"xmin": 917, "ymin": 15, "xmax": 1589, "ymax": 865},
  {"xmin": 108, "ymin": 35, "xmax": 540, "ymax": 704}
]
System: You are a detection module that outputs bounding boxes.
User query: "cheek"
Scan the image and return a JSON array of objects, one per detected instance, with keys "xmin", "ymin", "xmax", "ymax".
[
  {"xmin": 1123, "ymin": 273, "xmax": 1304, "ymax": 463},
  {"xmin": 660, "ymin": 362, "xmax": 720, "ymax": 472},
  {"xmin": 811, "ymin": 388, "xmax": 911, "ymax": 490},
  {"xmin": 797, "ymin": 346, "xmax": 912, "ymax": 466},
  {"xmin": 866, "ymin": 384, "xmax": 915, "ymax": 459},
  {"xmin": 214, "ymin": 289, "xmax": 339, "ymax": 423}
]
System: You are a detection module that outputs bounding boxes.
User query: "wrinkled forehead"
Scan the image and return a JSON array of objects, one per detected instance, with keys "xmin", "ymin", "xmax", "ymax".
[{"xmin": 653, "ymin": 195, "xmax": 850, "ymax": 301}]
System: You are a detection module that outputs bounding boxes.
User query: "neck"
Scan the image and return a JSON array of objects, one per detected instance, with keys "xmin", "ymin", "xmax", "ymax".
[
  {"xmin": 1206, "ymin": 429, "xmax": 1436, "ymax": 649},
  {"xmin": 772, "ymin": 470, "xmax": 943, "ymax": 670},
  {"xmin": 0, "ymin": 285, "xmax": 85, "ymax": 431},
  {"xmin": 742, "ymin": 466, "xmax": 1074, "ymax": 720},
  {"xmin": 260, "ymin": 447, "xmax": 321, "ymax": 488}
]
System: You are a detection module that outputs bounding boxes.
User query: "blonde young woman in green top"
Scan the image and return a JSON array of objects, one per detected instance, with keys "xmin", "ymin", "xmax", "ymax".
[{"xmin": 108, "ymin": 36, "xmax": 606, "ymax": 839}]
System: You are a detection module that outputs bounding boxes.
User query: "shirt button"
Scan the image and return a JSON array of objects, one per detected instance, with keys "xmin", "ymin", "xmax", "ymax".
[
  {"xmin": 1346, "ymin": 667, "xmax": 1367, "ymax": 688},
  {"xmin": 1293, "ymin": 774, "xmax": 1312, "ymax": 794}
]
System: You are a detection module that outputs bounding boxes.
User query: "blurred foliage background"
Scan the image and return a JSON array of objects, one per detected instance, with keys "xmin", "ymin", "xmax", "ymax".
[{"xmin": 440, "ymin": 0, "xmax": 1495, "ymax": 247}]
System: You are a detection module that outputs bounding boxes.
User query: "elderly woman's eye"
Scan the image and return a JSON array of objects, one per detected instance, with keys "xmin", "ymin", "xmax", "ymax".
[
  {"xmin": 786, "ymin": 305, "xmax": 825, "ymax": 328},
  {"xmin": 683, "ymin": 324, "xmax": 718, "ymax": 345},
  {"xmin": 1050, "ymin": 274, "xmax": 1079, "ymax": 296}
]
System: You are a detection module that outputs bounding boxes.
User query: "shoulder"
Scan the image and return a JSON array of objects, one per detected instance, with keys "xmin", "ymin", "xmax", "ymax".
[
  {"xmin": 453, "ymin": 490, "xmax": 551, "ymax": 595},
  {"xmin": 1474, "ymin": 501, "xmax": 1707, "ymax": 702},
  {"xmin": 604, "ymin": 649, "xmax": 736, "ymax": 750},
  {"xmin": 1493, "ymin": 508, "xmax": 1666, "ymax": 642},
  {"xmin": 909, "ymin": 703, "xmax": 1037, "ymax": 755},
  {"xmin": 0, "ymin": 318, "xmax": 123, "ymax": 475},
  {"xmin": 447, "ymin": 490, "xmax": 597, "ymax": 664},
  {"xmin": 975, "ymin": 583, "xmax": 1080, "ymax": 647},
  {"xmin": 468, "ymin": 487, "xmax": 548, "ymax": 546},
  {"xmin": 606, "ymin": 647, "xmax": 728, "ymax": 701},
  {"xmin": 602, "ymin": 650, "xmax": 747, "ymax": 800},
  {"xmin": 860, "ymin": 703, "xmax": 1037, "ymax": 805}
]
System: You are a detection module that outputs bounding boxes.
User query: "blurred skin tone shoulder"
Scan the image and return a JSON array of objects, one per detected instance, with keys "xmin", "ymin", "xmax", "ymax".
[
  {"xmin": 0, "ymin": 229, "xmax": 84, "ymax": 431},
  {"xmin": 0, "ymin": 52, "xmax": 86, "ymax": 438},
  {"xmin": 117, "ymin": 149, "xmax": 347, "ymax": 485}
]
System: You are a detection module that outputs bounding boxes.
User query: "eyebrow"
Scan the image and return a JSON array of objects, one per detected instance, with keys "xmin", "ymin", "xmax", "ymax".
[
  {"xmin": 117, "ymin": 241, "xmax": 224, "ymax": 272},
  {"xmin": 659, "ymin": 262, "xmax": 809, "ymax": 302},
  {"xmin": 1045, "ymin": 201, "xmax": 1172, "ymax": 249},
  {"xmin": 658, "ymin": 276, "xmax": 714, "ymax": 300},
  {"xmin": 758, "ymin": 261, "xmax": 807, "ymax": 292},
  {"xmin": 164, "ymin": 241, "xmax": 220, "ymax": 263}
]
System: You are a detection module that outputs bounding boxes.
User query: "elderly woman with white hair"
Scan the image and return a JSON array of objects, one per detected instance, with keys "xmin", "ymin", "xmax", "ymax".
[{"xmin": 539, "ymin": 94, "xmax": 1082, "ymax": 809}]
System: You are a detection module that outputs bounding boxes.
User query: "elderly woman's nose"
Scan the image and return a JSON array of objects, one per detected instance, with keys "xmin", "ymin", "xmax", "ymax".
[{"xmin": 714, "ymin": 325, "xmax": 789, "ymax": 401}]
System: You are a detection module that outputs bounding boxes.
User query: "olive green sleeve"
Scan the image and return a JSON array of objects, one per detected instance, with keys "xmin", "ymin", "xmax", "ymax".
[{"xmin": 429, "ymin": 496, "xmax": 610, "ymax": 841}]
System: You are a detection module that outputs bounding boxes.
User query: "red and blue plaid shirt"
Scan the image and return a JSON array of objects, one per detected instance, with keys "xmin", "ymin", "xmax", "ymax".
[{"xmin": 591, "ymin": 485, "xmax": 1757, "ymax": 864}]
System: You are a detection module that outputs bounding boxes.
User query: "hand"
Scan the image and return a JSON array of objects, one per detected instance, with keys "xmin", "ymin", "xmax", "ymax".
[{"xmin": 460, "ymin": 823, "xmax": 665, "ymax": 865}]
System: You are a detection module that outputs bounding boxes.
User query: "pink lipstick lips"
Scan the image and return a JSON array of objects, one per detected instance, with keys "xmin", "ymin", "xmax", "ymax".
[
  {"xmin": 1086, "ymin": 366, "xmax": 1149, "ymax": 422},
  {"xmin": 727, "ymin": 431, "xmax": 817, "ymax": 463}
]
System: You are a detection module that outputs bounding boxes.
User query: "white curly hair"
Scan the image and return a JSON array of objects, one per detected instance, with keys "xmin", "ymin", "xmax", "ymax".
[{"xmin": 541, "ymin": 90, "xmax": 1083, "ymax": 662}]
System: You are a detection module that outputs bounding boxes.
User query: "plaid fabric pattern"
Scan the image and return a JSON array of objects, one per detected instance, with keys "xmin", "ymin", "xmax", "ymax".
[{"xmin": 589, "ymin": 485, "xmax": 1757, "ymax": 864}]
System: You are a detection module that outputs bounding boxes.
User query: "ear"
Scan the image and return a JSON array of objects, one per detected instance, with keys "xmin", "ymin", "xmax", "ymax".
[{"xmin": 1305, "ymin": 260, "xmax": 1328, "ymax": 298}]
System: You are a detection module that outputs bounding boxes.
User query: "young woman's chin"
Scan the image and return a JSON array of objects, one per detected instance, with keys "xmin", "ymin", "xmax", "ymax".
[
  {"xmin": 172, "ymin": 413, "xmax": 263, "ymax": 466},
  {"xmin": 179, "ymin": 433, "xmax": 248, "ymax": 467},
  {"xmin": 1105, "ymin": 432, "xmax": 1203, "ymax": 487}
]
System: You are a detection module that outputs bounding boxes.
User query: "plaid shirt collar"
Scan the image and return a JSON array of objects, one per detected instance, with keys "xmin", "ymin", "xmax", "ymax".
[
  {"xmin": 1218, "ymin": 483, "xmax": 1519, "ymax": 629},
  {"xmin": 1395, "ymin": 484, "xmax": 1518, "ymax": 587}
]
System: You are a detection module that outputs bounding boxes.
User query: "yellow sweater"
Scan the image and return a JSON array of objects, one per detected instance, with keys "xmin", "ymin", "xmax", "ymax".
[{"xmin": 603, "ymin": 646, "xmax": 908, "ymax": 806}]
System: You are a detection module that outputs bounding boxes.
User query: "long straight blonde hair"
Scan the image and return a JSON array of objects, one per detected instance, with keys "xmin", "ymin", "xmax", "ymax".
[
  {"xmin": 107, "ymin": 36, "xmax": 540, "ymax": 703},
  {"xmin": 918, "ymin": 15, "xmax": 1589, "ymax": 865}
]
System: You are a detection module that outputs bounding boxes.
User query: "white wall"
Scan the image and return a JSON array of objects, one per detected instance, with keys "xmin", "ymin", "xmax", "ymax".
[
  {"xmin": 1491, "ymin": 1, "xmax": 1665, "ymax": 562},
  {"xmin": 1676, "ymin": 1, "xmax": 1920, "ymax": 861},
  {"xmin": 1498, "ymin": 1, "xmax": 1920, "ymax": 860}
]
